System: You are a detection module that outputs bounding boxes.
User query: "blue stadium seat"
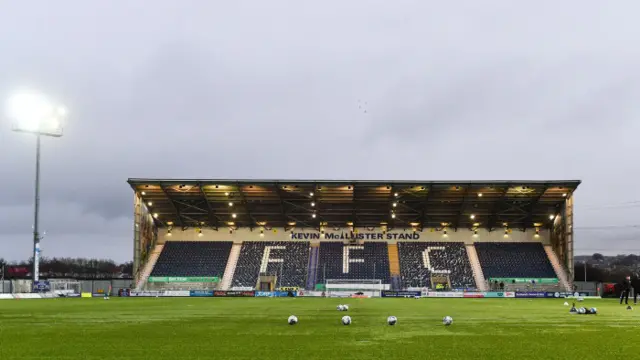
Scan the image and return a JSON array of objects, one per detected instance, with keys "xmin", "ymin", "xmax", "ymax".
[
  {"xmin": 397, "ymin": 242, "xmax": 475, "ymax": 289},
  {"xmin": 474, "ymin": 242, "xmax": 556, "ymax": 279},
  {"xmin": 316, "ymin": 242, "xmax": 390, "ymax": 284},
  {"xmin": 151, "ymin": 241, "xmax": 232, "ymax": 278},
  {"xmin": 231, "ymin": 242, "xmax": 310, "ymax": 289}
]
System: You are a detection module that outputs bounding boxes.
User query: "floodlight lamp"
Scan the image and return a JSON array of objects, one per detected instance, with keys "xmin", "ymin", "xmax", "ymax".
[{"xmin": 7, "ymin": 92, "xmax": 65, "ymax": 136}]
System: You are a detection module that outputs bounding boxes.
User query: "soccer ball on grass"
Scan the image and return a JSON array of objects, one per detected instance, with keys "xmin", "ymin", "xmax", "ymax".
[
  {"xmin": 341, "ymin": 315, "xmax": 352, "ymax": 325},
  {"xmin": 443, "ymin": 316, "xmax": 453, "ymax": 326},
  {"xmin": 288, "ymin": 315, "xmax": 298, "ymax": 325},
  {"xmin": 387, "ymin": 316, "xmax": 397, "ymax": 325}
]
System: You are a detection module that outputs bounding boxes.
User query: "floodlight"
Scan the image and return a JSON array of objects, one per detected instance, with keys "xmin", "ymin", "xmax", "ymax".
[
  {"xmin": 7, "ymin": 92, "xmax": 65, "ymax": 137},
  {"xmin": 6, "ymin": 90, "xmax": 67, "ymax": 283}
]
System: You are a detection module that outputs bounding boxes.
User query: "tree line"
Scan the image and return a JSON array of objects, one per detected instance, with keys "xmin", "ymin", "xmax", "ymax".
[
  {"xmin": 573, "ymin": 253, "xmax": 640, "ymax": 283},
  {"xmin": 0, "ymin": 257, "xmax": 132, "ymax": 279}
]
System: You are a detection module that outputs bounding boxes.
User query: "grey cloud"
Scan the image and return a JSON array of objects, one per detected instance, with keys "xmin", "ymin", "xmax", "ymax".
[{"xmin": 1, "ymin": 1, "xmax": 640, "ymax": 260}]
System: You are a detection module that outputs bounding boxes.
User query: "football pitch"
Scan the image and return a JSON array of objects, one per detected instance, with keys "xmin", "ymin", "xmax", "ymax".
[{"xmin": 0, "ymin": 298, "xmax": 638, "ymax": 359}]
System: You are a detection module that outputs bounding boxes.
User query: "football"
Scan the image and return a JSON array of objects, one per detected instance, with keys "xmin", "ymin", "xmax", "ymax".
[
  {"xmin": 288, "ymin": 315, "xmax": 298, "ymax": 325},
  {"xmin": 387, "ymin": 316, "xmax": 397, "ymax": 325},
  {"xmin": 590, "ymin": 307, "xmax": 597, "ymax": 314},
  {"xmin": 337, "ymin": 305, "xmax": 344, "ymax": 311},
  {"xmin": 443, "ymin": 316, "xmax": 453, "ymax": 326},
  {"xmin": 341, "ymin": 315, "xmax": 352, "ymax": 325},
  {"xmin": 342, "ymin": 304, "xmax": 349, "ymax": 311}
]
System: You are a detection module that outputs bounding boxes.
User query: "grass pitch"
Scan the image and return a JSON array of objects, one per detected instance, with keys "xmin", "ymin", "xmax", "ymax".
[{"xmin": 0, "ymin": 298, "xmax": 638, "ymax": 359}]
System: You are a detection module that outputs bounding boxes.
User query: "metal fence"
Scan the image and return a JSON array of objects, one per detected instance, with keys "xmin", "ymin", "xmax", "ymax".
[{"xmin": 0, "ymin": 279, "xmax": 134, "ymax": 294}]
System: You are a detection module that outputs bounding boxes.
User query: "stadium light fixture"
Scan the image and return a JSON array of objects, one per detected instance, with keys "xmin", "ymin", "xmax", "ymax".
[
  {"xmin": 312, "ymin": 213, "xmax": 317, "ymax": 218},
  {"xmin": 392, "ymin": 202, "xmax": 397, "ymax": 207},
  {"xmin": 394, "ymin": 192, "xmax": 399, "ymax": 197},
  {"xmin": 311, "ymin": 202, "xmax": 315, "ymax": 207},
  {"xmin": 228, "ymin": 202, "xmax": 233, "ymax": 207},
  {"xmin": 7, "ymin": 92, "xmax": 65, "ymax": 137},
  {"xmin": 309, "ymin": 192, "xmax": 314, "ymax": 197},
  {"xmin": 470, "ymin": 214, "xmax": 475, "ymax": 219},
  {"xmin": 232, "ymin": 213, "xmax": 237, "ymax": 218},
  {"xmin": 477, "ymin": 193, "xmax": 483, "ymax": 197},
  {"xmin": 6, "ymin": 91, "xmax": 66, "ymax": 284}
]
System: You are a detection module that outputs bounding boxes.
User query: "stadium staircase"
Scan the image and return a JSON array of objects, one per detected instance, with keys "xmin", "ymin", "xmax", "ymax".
[
  {"xmin": 544, "ymin": 245, "xmax": 572, "ymax": 291},
  {"xmin": 465, "ymin": 244, "xmax": 487, "ymax": 291},
  {"xmin": 220, "ymin": 243, "xmax": 242, "ymax": 290},
  {"xmin": 388, "ymin": 244, "xmax": 402, "ymax": 290},
  {"xmin": 388, "ymin": 244, "xmax": 400, "ymax": 276},
  {"xmin": 135, "ymin": 244, "xmax": 164, "ymax": 290},
  {"xmin": 306, "ymin": 244, "xmax": 320, "ymax": 290}
]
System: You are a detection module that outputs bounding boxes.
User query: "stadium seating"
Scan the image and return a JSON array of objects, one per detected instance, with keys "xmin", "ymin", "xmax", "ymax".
[
  {"xmin": 474, "ymin": 242, "xmax": 557, "ymax": 279},
  {"xmin": 231, "ymin": 242, "xmax": 310, "ymax": 289},
  {"xmin": 150, "ymin": 241, "xmax": 232, "ymax": 278},
  {"xmin": 397, "ymin": 242, "xmax": 475, "ymax": 289},
  {"xmin": 316, "ymin": 242, "xmax": 390, "ymax": 284}
]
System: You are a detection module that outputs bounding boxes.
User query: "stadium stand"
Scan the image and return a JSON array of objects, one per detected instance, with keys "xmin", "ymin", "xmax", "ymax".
[
  {"xmin": 397, "ymin": 242, "xmax": 475, "ymax": 289},
  {"xmin": 231, "ymin": 241, "xmax": 310, "ymax": 289},
  {"xmin": 474, "ymin": 242, "xmax": 557, "ymax": 279},
  {"xmin": 150, "ymin": 241, "xmax": 232, "ymax": 278},
  {"xmin": 316, "ymin": 242, "xmax": 391, "ymax": 284}
]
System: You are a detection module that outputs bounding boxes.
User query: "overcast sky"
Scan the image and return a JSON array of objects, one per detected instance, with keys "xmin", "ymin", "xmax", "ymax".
[{"xmin": 1, "ymin": 1, "xmax": 639, "ymax": 262}]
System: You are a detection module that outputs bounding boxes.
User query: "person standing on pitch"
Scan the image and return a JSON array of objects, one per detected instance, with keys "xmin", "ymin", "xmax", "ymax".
[
  {"xmin": 620, "ymin": 276, "xmax": 632, "ymax": 305},
  {"xmin": 632, "ymin": 274, "xmax": 640, "ymax": 305}
]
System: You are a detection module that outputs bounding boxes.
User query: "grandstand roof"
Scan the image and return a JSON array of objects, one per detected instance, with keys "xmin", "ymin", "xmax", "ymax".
[{"xmin": 127, "ymin": 179, "xmax": 580, "ymax": 231}]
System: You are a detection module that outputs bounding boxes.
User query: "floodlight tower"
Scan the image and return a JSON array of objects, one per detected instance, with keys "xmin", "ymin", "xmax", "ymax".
[{"xmin": 6, "ymin": 92, "xmax": 66, "ymax": 283}]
